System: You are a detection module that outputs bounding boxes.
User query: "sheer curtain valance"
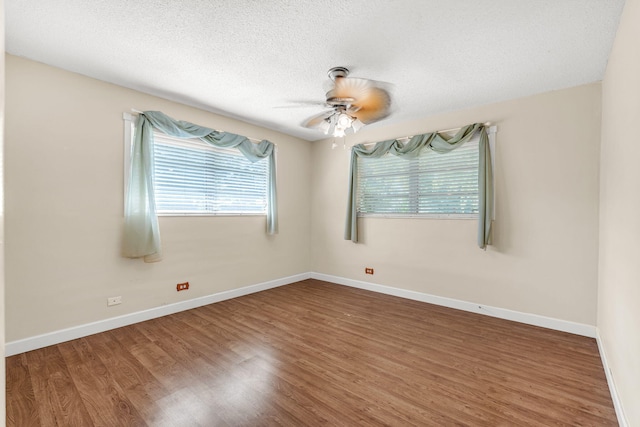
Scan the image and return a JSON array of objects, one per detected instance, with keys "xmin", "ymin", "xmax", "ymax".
[
  {"xmin": 345, "ymin": 123, "xmax": 493, "ymax": 248},
  {"xmin": 123, "ymin": 111, "xmax": 278, "ymax": 262}
]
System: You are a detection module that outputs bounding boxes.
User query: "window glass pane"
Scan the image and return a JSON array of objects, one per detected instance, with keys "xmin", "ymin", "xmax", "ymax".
[
  {"xmin": 153, "ymin": 132, "xmax": 268, "ymax": 215},
  {"xmin": 357, "ymin": 139, "xmax": 479, "ymax": 216}
]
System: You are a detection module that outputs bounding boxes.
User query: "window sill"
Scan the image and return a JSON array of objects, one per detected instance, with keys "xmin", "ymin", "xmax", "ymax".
[
  {"xmin": 357, "ymin": 214, "xmax": 477, "ymax": 220},
  {"xmin": 157, "ymin": 213, "xmax": 267, "ymax": 217}
]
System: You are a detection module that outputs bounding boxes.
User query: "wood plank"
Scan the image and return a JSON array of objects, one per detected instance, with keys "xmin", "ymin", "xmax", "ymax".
[
  {"xmin": 85, "ymin": 330, "xmax": 175, "ymax": 425},
  {"xmin": 24, "ymin": 346, "xmax": 94, "ymax": 426},
  {"xmin": 56, "ymin": 339, "xmax": 147, "ymax": 426},
  {"xmin": 6, "ymin": 354, "xmax": 41, "ymax": 426}
]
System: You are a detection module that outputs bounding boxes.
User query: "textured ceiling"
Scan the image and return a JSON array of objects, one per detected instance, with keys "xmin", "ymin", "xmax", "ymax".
[{"xmin": 6, "ymin": 0, "xmax": 625, "ymax": 141}]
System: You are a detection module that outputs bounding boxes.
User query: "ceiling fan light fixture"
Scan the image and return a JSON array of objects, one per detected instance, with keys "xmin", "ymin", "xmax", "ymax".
[
  {"xmin": 318, "ymin": 118, "xmax": 332, "ymax": 135},
  {"xmin": 337, "ymin": 112, "xmax": 353, "ymax": 128},
  {"xmin": 330, "ymin": 111, "xmax": 358, "ymax": 138},
  {"xmin": 333, "ymin": 127, "xmax": 347, "ymax": 138},
  {"xmin": 351, "ymin": 118, "xmax": 365, "ymax": 133}
]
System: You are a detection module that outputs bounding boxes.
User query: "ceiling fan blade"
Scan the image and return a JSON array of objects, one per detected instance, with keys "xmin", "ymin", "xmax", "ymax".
[
  {"xmin": 302, "ymin": 110, "xmax": 333, "ymax": 129},
  {"xmin": 274, "ymin": 100, "xmax": 328, "ymax": 109},
  {"xmin": 350, "ymin": 86, "xmax": 391, "ymax": 124},
  {"xmin": 327, "ymin": 77, "xmax": 370, "ymax": 102},
  {"xmin": 329, "ymin": 77, "xmax": 391, "ymax": 124}
]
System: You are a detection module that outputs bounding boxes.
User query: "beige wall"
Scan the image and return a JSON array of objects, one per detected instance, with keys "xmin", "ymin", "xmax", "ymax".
[
  {"xmin": 311, "ymin": 83, "xmax": 602, "ymax": 326},
  {"xmin": 5, "ymin": 55, "xmax": 311, "ymax": 342},
  {"xmin": 599, "ymin": 0, "xmax": 640, "ymax": 423}
]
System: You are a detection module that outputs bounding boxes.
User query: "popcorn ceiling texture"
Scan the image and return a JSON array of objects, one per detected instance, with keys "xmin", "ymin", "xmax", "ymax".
[{"xmin": 6, "ymin": 0, "xmax": 624, "ymax": 140}]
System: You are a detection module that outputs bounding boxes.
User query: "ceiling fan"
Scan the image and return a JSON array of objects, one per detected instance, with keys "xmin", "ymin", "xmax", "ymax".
[{"xmin": 302, "ymin": 67, "xmax": 392, "ymax": 138}]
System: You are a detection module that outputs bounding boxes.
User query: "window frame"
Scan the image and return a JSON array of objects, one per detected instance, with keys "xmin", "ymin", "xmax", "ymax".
[
  {"xmin": 355, "ymin": 127, "xmax": 496, "ymax": 220},
  {"xmin": 123, "ymin": 112, "xmax": 270, "ymax": 217}
]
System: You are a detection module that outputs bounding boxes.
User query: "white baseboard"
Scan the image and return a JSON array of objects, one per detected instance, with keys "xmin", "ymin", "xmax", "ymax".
[
  {"xmin": 596, "ymin": 330, "xmax": 628, "ymax": 427},
  {"xmin": 5, "ymin": 272, "xmax": 311, "ymax": 357},
  {"xmin": 5, "ymin": 271, "xmax": 597, "ymax": 357},
  {"xmin": 309, "ymin": 272, "xmax": 597, "ymax": 338}
]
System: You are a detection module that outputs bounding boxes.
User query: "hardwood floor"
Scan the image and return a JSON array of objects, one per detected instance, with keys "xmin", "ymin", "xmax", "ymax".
[{"xmin": 6, "ymin": 279, "xmax": 617, "ymax": 426}]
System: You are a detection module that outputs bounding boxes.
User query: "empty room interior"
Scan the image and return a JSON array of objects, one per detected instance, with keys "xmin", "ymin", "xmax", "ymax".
[{"xmin": 2, "ymin": 0, "xmax": 640, "ymax": 425}]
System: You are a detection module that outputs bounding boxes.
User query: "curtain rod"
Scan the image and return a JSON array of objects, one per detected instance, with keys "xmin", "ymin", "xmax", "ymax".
[{"xmin": 129, "ymin": 108, "xmax": 267, "ymax": 144}]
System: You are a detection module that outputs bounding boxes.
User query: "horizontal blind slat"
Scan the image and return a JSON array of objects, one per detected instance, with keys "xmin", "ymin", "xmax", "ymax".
[
  {"xmin": 357, "ymin": 137, "xmax": 480, "ymax": 215},
  {"xmin": 153, "ymin": 132, "xmax": 268, "ymax": 215}
]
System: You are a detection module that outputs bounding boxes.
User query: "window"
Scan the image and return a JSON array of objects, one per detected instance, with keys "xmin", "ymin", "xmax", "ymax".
[
  {"xmin": 152, "ymin": 131, "xmax": 268, "ymax": 215},
  {"xmin": 357, "ymin": 137, "xmax": 479, "ymax": 218}
]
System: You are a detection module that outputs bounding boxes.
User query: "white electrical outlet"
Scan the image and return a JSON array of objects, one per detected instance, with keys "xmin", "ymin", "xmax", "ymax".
[{"xmin": 107, "ymin": 296, "xmax": 122, "ymax": 306}]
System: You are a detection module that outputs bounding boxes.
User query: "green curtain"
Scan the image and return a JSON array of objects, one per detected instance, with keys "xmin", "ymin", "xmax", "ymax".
[
  {"xmin": 123, "ymin": 111, "xmax": 278, "ymax": 262},
  {"xmin": 345, "ymin": 123, "xmax": 493, "ymax": 248}
]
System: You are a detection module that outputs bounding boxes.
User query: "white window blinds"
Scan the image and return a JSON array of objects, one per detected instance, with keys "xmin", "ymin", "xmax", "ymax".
[
  {"xmin": 153, "ymin": 131, "xmax": 268, "ymax": 215},
  {"xmin": 357, "ymin": 139, "xmax": 479, "ymax": 217}
]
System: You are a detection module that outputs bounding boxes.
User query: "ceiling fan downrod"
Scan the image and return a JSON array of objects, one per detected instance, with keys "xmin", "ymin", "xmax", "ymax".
[{"xmin": 327, "ymin": 66, "xmax": 349, "ymax": 81}]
